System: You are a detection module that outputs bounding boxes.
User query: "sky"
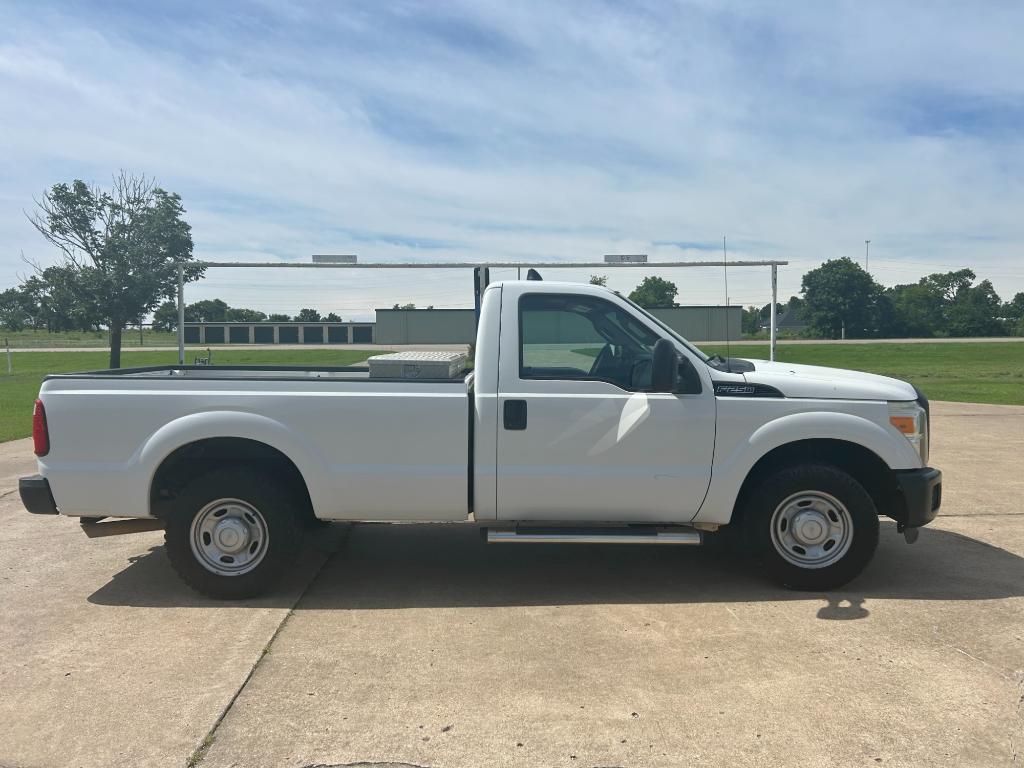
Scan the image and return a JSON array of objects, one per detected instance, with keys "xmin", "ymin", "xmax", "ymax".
[{"xmin": 2, "ymin": 0, "xmax": 1023, "ymax": 321}]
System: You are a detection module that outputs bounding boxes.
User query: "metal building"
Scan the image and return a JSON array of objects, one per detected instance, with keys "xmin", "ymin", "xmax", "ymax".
[
  {"xmin": 183, "ymin": 321, "xmax": 374, "ymax": 345},
  {"xmin": 374, "ymin": 306, "xmax": 741, "ymax": 345}
]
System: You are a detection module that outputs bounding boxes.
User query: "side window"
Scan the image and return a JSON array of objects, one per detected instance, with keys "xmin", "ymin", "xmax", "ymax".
[{"xmin": 519, "ymin": 293, "xmax": 661, "ymax": 390}]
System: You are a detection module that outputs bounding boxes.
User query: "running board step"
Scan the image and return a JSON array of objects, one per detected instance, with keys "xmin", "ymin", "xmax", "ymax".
[{"xmin": 486, "ymin": 527, "xmax": 702, "ymax": 545}]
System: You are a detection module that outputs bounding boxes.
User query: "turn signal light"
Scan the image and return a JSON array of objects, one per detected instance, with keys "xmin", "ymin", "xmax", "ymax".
[
  {"xmin": 889, "ymin": 415, "xmax": 916, "ymax": 435},
  {"xmin": 32, "ymin": 399, "xmax": 49, "ymax": 457}
]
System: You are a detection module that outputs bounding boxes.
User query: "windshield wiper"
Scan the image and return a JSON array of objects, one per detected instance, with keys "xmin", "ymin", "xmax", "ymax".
[{"xmin": 707, "ymin": 354, "xmax": 730, "ymax": 371}]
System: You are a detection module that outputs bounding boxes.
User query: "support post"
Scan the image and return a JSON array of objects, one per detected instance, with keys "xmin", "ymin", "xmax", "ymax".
[
  {"xmin": 177, "ymin": 264, "xmax": 185, "ymax": 365},
  {"xmin": 769, "ymin": 263, "xmax": 778, "ymax": 362}
]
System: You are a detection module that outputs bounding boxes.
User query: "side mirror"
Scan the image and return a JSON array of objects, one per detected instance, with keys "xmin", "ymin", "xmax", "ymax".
[
  {"xmin": 650, "ymin": 338, "xmax": 678, "ymax": 392},
  {"xmin": 676, "ymin": 356, "xmax": 702, "ymax": 394}
]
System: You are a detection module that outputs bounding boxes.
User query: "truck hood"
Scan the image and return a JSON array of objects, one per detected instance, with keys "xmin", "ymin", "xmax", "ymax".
[{"xmin": 737, "ymin": 359, "xmax": 917, "ymax": 401}]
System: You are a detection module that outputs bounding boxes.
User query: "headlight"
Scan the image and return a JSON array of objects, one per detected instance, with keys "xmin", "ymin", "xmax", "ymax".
[{"xmin": 888, "ymin": 401, "xmax": 928, "ymax": 464}]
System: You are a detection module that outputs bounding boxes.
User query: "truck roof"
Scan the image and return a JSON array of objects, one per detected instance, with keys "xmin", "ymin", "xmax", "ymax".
[{"xmin": 487, "ymin": 279, "xmax": 614, "ymax": 294}]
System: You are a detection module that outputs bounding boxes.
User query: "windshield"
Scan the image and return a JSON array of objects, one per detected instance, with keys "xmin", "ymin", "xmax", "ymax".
[{"xmin": 618, "ymin": 294, "xmax": 710, "ymax": 362}]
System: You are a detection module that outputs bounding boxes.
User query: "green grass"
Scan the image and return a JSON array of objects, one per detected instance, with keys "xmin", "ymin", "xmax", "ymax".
[
  {"xmin": 2, "ymin": 328, "xmax": 178, "ymax": 348},
  {"xmin": 578, "ymin": 341, "xmax": 1024, "ymax": 405},
  {"xmin": 0, "ymin": 348, "xmax": 386, "ymax": 443},
  {"xmin": 699, "ymin": 342, "xmax": 1024, "ymax": 406}
]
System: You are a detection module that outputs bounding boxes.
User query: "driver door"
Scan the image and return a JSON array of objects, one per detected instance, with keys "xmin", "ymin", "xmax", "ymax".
[{"xmin": 495, "ymin": 291, "xmax": 716, "ymax": 523}]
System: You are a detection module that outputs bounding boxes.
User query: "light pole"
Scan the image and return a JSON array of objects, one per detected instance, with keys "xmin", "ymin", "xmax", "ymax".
[{"xmin": 865, "ymin": 240, "xmax": 871, "ymax": 271}]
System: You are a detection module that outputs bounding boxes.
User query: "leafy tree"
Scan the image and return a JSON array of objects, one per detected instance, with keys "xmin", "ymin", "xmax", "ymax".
[
  {"xmin": 589, "ymin": 275, "xmax": 608, "ymax": 286},
  {"xmin": 324, "ymin": 312, "xmax": 342, "ymax": 323},
  {"xmin": 267, "ymin": 313, "xmax": 291, "ymax": 322},
  {"xmin": 152, "ymin": 299, "xmax": 268, "ymax": 331},
  {"xmin": 391, "ymin": 303, "xmax": 417, "ymax": 310},
  {"xmin": 741, "ymin": 306, "xmax": 761, "ymax": 336},
  {"xmin": 151, "ymin": 300, "xmax": 179, "ymax": 332},
  {"xmin": 760, "ymin": 302, "xmax": 784, "ymax": 323},
  {"xmin": 295, "ymin": 308, "xmax": 321, "ymax": 322},
  {"xmin": 946, "ymin": 279, "xmax": 1002, "ymax": 337},
  {"xmin": 882, "ymin": 269, "xmax": 1001, "ymax": 338},
  {"xmin": 923, "ymin": 269, "xmax": 976, "ymax": 304},
  {"xmin": 225, "ymin": 307, "xmax": 267, "ymax": 322},
  {"xmin": 800, "ymin": 258, "xmax": 881, "ymax": 338},
  {"xmin": 628, "ymin": 276, "xmax": 678, "ymax": 308},
  {"xmin": 0, "ymin": 287, "xmax": 33, "ymax": 331},
  {"xmin": 1000, "ymin": 292, "xmax": 1024, "ymax": 321},
  {"xmin": 19, "ymin": 271, "xmax": 102, "ymax": 332},
  {"xmin": 186, "ymin": 299, "xmax": 229, "ymax": 323},
  {"xmin": 27, "ymin": 174, "xmax": 200, "ymax": 367},
  {"xmin": 885, "ymin": 282, "xmax": 942, "ymax": 337}
]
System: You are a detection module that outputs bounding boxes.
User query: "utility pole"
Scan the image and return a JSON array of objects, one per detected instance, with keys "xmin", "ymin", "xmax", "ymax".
[
  {"xmin": 865, "ymin": 240, "xmax": 871, "ymax": 271},
  {"xmin": 177, "ymin": 263, "xmax": 185, "ymax": 365},
  {"xmin": 770, "ymin": 263, "xmax": 778, "ymax": 361}
]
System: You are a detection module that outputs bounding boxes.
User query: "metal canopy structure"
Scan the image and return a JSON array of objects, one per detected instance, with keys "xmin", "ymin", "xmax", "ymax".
[
  {"xmin": 196, "ymin": 260, "xmax": 786, "ymax": 269},
  {"xmin": 176, "ymin": 258, "xmax": 787, "ymax": 364}
]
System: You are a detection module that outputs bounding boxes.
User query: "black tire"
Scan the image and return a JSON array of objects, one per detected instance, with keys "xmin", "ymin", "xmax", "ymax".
[
  {"xmin": 164, "ymin": 467, "xmax": 303, "ymax": 599},
  {"xmin": 742, "ymin": 463, "xmax": 879, "ymax": 590}
]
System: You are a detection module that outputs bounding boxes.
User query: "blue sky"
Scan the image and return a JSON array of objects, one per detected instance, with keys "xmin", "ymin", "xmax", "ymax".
[{"xmin": 2, "ymin": 0, "xmax": 1023, "ymax": 320}]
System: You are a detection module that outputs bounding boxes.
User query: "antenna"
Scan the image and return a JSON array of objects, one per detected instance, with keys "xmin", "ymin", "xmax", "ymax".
[{"xmin": 722, "ymin": 236, "xmax": 731, "ymax": 372}]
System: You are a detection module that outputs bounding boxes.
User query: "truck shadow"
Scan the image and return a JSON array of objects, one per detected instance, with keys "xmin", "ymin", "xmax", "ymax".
[{"xmin": 88, "ymin": 520, "xmax": 1024, "ymax": 611}]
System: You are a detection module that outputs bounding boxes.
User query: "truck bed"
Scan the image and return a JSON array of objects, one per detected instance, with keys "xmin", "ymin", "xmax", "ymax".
[{"xmin": 37, "ymin": 366, "xmax": 473, "ymax": 522}]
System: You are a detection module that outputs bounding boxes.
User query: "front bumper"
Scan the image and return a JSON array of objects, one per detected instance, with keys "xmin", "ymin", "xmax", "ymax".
[
  {"xmin": 19, "ymin": 475, "xmax": 58, "ymax": 515},
  {"xmin": 895, "ymin": 467, "xmax": 942, "ymax": 528}
]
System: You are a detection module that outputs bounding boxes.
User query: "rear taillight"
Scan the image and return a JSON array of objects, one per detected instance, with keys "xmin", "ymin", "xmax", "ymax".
[{"xmin": 32, "ymin": 399, "xmax": 49, "ymax": 457}]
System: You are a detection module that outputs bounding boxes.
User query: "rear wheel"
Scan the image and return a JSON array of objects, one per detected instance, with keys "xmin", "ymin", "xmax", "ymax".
[
  {"xmin": 743, "ymin": 463, "xmax": 879, "ymax": 590},
  {"xmin": 164, "ymin": 468, "xmax": 302, "ymax": 599}
]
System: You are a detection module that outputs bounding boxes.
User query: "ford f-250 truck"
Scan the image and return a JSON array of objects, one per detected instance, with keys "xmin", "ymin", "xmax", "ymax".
[{"xmin": 20, "ymin": 278, "xmax": 942, "ymax": 599}]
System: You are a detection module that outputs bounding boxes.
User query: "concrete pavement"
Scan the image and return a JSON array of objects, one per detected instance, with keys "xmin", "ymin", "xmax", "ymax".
[
  {"xmin": 0, "ymin": 440, "xmax": 345, "ymax": 768},
  {"xmin": 0, "ymin": 402, "xmax": 1022, "ymax": 767}
]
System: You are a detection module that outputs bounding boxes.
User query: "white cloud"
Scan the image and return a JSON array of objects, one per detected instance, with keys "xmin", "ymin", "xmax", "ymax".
[{"xmin": 1, "ymin": 0, "xmax": 1023, "ymax": 320}]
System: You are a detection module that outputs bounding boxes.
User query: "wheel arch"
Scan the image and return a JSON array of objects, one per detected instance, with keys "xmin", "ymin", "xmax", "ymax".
[
  {"xmin": 140, "ymin": 412, "xmax": 320, "ymax": 520},
  {"xmin": 150, "ymin": 436, "xmax": 314, "ymax": 520},
  {"xmin": 730, "ymin": 438, "xmax": 905, "ymax": 531}
]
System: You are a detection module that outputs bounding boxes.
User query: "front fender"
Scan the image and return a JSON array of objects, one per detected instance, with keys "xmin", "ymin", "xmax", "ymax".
[
  {"xmin": 747, "ymin": 410, "xmax": 918, "ymax": 468},
  {"xmin": 695, "ymin": 407, "xmax": 920, "ymax": 525}
]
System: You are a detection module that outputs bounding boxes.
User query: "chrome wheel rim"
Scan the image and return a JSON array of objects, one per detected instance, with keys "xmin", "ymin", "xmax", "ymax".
[
  {"xmin": 190, "ymin": 498, "xmax": 269, "ymax": 576},
  {"xmin": 770, "ymin": 491, "xmax": 852, "ymax": 569}
]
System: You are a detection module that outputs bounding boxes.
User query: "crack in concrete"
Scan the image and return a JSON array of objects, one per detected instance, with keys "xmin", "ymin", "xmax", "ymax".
[{"xmin": 185, "ymin": 524, "xmax": 352, "ymax": 768}]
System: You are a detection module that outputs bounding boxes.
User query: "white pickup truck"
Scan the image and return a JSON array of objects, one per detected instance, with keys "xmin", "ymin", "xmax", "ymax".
[{"xmin": 20, "ymin": 278, "xmax": 941, "ymax": 598}]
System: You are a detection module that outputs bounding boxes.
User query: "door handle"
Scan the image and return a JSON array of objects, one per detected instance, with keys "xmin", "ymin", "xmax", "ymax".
[{"xmin": 503, "ymin": 399, "xmax": 527, "ymax": 430}]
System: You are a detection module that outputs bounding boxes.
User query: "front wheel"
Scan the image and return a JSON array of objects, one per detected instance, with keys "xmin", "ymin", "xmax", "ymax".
[
  {"xmin": 164, "ymin": 468, "xmax": 302, "ymax": 599},
  {"xmin": 743, "ymin": 464, "xmax": 879, "ymax": 590}
]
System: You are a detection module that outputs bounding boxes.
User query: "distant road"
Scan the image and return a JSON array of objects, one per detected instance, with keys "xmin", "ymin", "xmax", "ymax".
[
  {"xmin": 8, "ymin": 343, "xmax": 469, "ymax": 353},
  {"xmin": 719, "ymin": 337, "xmax": 1024, "ymax": 345},
  {"xmin": 6, "ymin": 338, "xmax": 1023, "ymax": 352}
]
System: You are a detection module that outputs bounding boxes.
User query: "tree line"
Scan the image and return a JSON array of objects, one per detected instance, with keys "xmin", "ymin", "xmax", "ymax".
[
  {"xmin": 3, "ymin": 174, "xmax": 1023, "ymax": 370},
  {"xmin": 149, "ymin": 299, "xmax": 345, "ymax": 331},
  {"xmin": 596, "ymin": 263, "xmax": 1024, "ymax": 339},
  {"xmin": 755, "ymin": 258, "xmax": 1024, "ymax": 339}
]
